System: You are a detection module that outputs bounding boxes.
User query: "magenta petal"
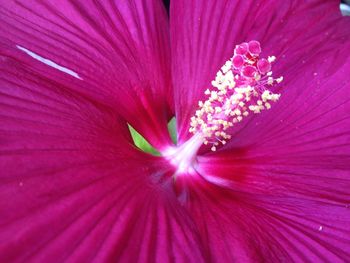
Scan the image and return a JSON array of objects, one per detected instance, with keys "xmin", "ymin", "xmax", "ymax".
[
  {"xmin": 170, "ymin": 0, "xmax": 347, "ymax": 142},
  {"xmin": 0, "ymin": 1, "xmax": 208, "ymax": 261},
  {"xmin": 172, "ymin": 0, "xmax": 350, "ymax": 261},
  {"xmin": 0, "ymin": 0, "xmax": 173, "ymax": 150},
  {"xmin": 0, "ymin": 162, "xmax": 206, "ymax": 262},
  {"xmin": 204, "ymin": 34, "xmax": 350, "ymax": 263},
  {"xmin": 194, "ymin": 179, "xmax": 350, "ymax": 262},
  {"xmin": 194, "ymin": 146, "xmax": 350, "ymax": 261},
  {"xmin": 0, "ymin": 62, "xmax": 205, "ymax": 261},
  {"xmin": 171, "ymin": 1, "xmax": 267, "ymax": 142}
]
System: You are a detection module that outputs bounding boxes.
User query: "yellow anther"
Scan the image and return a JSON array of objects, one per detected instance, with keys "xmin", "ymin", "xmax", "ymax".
[
  {"xmin": 211, "ymin": 91, "xmax": 218, "ymax": 100},
  {"xmin": 268, "ymin": 56, "xmax": 276, "ymax": 63},
  {"xmin": 276, "ymin": 76, "xmax": 283, "ymax": 83}
]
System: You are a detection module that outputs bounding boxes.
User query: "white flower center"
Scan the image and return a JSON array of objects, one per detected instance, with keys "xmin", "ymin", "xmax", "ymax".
[{"xmin": 162, "ymin": 133, "xmax": 204, "ymax": 175}]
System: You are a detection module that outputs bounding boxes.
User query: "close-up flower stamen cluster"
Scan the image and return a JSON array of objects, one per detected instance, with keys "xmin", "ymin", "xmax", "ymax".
[
  {"xmin": 0, "ymin": 0, "xmax": 350, "ymax": 262},
  {"xmin": 189, "ymin": 40, "xmax": 283, "ymax": 151}
]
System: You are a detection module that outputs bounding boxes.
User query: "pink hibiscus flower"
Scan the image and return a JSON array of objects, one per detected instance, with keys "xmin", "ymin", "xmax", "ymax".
[{"xmin": 1, "ymin": 0, "xmax": 350, "ymax": 262}]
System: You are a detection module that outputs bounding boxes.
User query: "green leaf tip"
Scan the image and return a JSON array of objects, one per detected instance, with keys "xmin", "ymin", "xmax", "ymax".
[
  {"xmin": 167, "ymin": 117, "xmax": 177, "ymax": 145},
  {"xmin": 127, "ymin": 117, "xmax": 177, "ymax": 156},
  {"xmin": 127, "ymin": 124, "xmax": 160, "ymax": 156}
]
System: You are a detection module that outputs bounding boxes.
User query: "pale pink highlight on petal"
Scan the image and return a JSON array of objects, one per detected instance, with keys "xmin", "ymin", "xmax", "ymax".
[
  {"xmin": 235, "ymin": 42, "xmax": 249, "ymax": 55},
  {"xmin": 232, "ymin": 55, "xmax": 245, "ymax": 69},
  {"xmin": 242, "ymin": 65, "xmax": 257, "ymax": 78},
  {"xmin": 257, "ymin": 58, "xmax": 271, "ymax": 74},
  {"xmin": 248, "ymin": 40, "xmax": 261, "ymax": 56}
]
